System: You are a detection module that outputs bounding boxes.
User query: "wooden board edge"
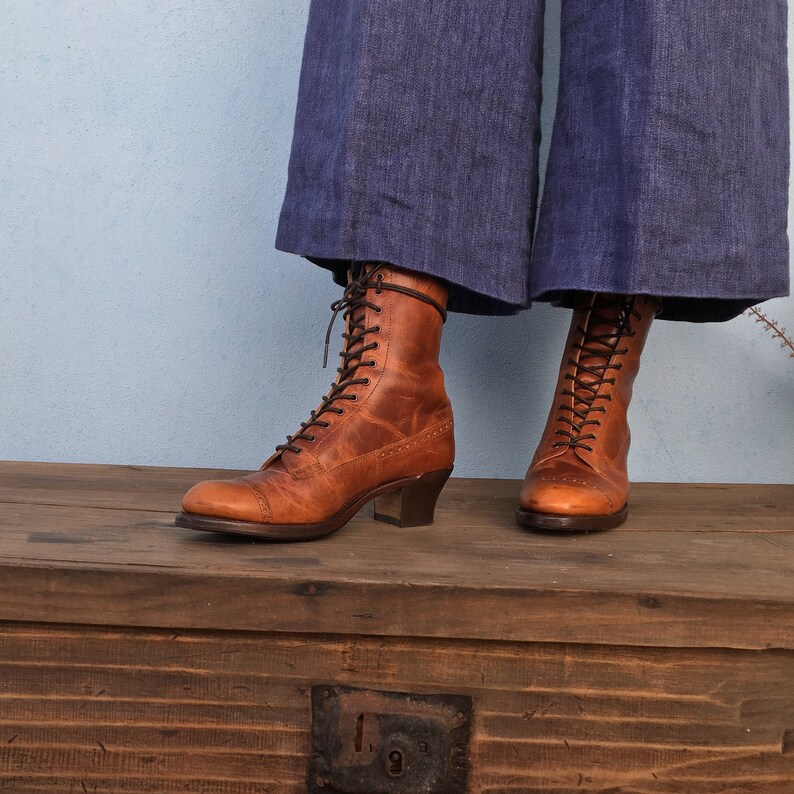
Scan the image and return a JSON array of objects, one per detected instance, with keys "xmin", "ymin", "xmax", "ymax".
[{"xmin": 0, "ymin": 563, "xmax": 791, "ymax": 651}]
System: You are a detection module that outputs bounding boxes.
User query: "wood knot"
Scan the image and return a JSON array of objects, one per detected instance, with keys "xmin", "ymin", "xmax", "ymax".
[
  {"xmin": 292, "ymin": 582, "xmax": 326, "ymax": 596},
  {"xmin": 638, "ymin": 595, "xmax": 663, "ymax": 609}
]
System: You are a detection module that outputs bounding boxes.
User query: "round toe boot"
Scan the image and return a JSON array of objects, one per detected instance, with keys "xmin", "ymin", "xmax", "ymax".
[
  {"xmin": 176, "ymin": 262, "xmax": 454, "ymax": 540},
  {"xmin": 517, "ymin": 293, "xmax": 659, "ymax": 531}
]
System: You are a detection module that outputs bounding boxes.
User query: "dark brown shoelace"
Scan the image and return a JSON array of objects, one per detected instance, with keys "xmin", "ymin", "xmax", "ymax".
[
  {"xmin": 551, "ymin": 294, "xmax": 641, "ymax": 453},
  {"xmin": 275, "ymin": 263, "xmax": 446, "ymax": 456}
]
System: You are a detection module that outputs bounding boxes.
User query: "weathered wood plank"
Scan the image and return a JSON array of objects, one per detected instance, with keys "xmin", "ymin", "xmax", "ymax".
[
  {"xmin": 2, "ymin": 626, "xmax": 791, "ymax": 702},
  {"xmin": 0, "ymin": 461, "xmax": 791, "ymax": 533},
  {"xmin": 1, "ymin": 489, "xmax": 792, "ymax": 647},
  {"xmin": 2, "ymin": 500, "xmax": 792, "ymax": 597},
  {"xmin": 1, "ymin": 623, "xmax": 792, "ymax": 794},
  {"xmin": 0, "ymin": 556, "xmax": 792, "ymax": 649},
  {"xmin": 0, "ymin": 663, "xmax": 753, "ymax": 724},
  {"xmin": 0, "ymin": 461, "xmax": 235, "ymax": 513}
]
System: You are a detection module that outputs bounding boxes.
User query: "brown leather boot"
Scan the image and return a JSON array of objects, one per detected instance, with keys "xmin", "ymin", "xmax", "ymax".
[
  {"xmin": 517, "ymin": 293, "xmax": 659, "ymax": 531},
  {"xmin": 176, "ymin": 263, "xmax": 454, "ymax": 540}
]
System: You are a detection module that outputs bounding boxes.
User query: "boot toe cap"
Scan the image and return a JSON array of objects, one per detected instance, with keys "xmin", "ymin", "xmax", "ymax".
[
  {"xmin": 520, "ymin": 475, "xmax": 616, "ymax": 517},
  {"xmin": 181, "ymin": 479, "xmax": 270, "ymax": 523}
]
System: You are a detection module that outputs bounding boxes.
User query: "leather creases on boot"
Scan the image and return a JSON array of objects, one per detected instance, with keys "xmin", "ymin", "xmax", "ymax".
[
  {"xmin": 176, "ymin": 262, "xmax": 455, "ymax": 540},
  {"xmin": 517, "ymin": 293, "xmax": 659, "ymax": 531}
]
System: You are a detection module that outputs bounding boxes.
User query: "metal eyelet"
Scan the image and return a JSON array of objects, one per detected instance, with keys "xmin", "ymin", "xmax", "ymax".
[
  {"xmin": 373, "ymin": 325, "xmax": 381, "ymax": 333},
  {"xmin": 307, "ymin": 435, "xmax": 316, "ymax": 442},
  {"xmin": 374, "ymin": 305, "xmax": 383, "ymax": 313},
  {"xmin": 294, "ymin": 448, "xmax": 304, "ymax": 455},
  {"xmin": 372, "ymin": 341, "xmax": 380, "ymax": 350},
  {"xmin": 362, "ymin": 377, "xmax": 370, "ymax": 385}
]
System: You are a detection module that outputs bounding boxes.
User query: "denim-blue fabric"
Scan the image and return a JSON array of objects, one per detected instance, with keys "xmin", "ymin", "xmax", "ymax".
[{"xmin": 275, "ymin": 1, "xmax": 790, "ymax": 321}]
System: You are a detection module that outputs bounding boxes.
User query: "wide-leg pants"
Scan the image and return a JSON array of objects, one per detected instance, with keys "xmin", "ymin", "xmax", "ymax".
[{"xmin": 275, "ymin": 1, "xmax": 790, "ymax": 322}]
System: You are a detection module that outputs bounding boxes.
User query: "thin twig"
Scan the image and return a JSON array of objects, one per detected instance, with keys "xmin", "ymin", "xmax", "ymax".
[{"xmin": 744, "ymin": 306, "xmax": 794, "ymax": 358}]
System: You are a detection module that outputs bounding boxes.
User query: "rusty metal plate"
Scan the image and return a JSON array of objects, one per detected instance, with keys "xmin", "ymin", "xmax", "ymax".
[{"xmin": 308, "ymin": 685, "xmax": 472, "ymax": 793}]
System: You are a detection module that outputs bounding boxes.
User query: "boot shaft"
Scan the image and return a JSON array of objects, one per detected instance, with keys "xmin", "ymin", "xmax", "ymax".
[
  {"xmin": 336, "ymin": 263, "xmax": 449, "ymax": 408},
  {"xmin": 276, "ymin": 263, "xmax": 453, "ymax": 478},
  {"xmin": 533, "ymin": 293, "xmax": 658, "ymax": 470}
]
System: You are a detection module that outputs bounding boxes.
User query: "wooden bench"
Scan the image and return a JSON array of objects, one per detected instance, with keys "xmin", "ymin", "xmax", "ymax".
[{"xmin": 1, "ymin": 461, "xmax": 792, "ymax": 792}]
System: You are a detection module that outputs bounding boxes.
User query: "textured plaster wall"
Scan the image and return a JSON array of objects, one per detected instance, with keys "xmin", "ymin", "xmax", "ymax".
[{"xmin": 2, "ymin": 1, "xmax": 793, "ymax": 483}]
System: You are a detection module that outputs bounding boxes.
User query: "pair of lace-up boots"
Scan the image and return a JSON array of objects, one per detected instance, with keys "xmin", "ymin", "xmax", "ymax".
[{"xmin": 176, "ymin": 264, "xmax": 659, "ymax": 540}]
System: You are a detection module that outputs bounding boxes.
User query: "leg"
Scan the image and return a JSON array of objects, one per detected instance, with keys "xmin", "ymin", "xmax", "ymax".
[
  {"xmin": 174, "ymin": 3, "xmax": 548, "ymax": 539},
  {"xmin": 175, "ymin": 0, "xmax": 553, "ymax": 538},
  {"xmin": 275, "ymin": 0, "xmax": 546, "ymax": 315},
  {"xmin": 519, "ymin": 0, "xmax": 789, "ymax": 530},
  {"xmin": 531, "ymin": 0, "xmax": 789, "ymax": 319}
]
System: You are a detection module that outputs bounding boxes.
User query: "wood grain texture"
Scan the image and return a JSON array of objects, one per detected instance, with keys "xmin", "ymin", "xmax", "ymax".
[
  {"xmin": 1, "ymin": 461, "xmax": 791, "ymax": 532},
  {"xmin": 1, "ymin": 623, "xmax": 792, "ymax": 793},
  {"xmin": 1, "ymin": 463, "xmax": 793, "ymax": 792},
  {"xmin": 0, "ymin": 462, "xmax": 792, "ymax": 649}
]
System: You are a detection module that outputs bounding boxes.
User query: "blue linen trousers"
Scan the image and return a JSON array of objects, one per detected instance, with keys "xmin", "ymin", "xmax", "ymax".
[{"xmin": 275, "ymin": 1, "xmax": 790, "ymax": 321}]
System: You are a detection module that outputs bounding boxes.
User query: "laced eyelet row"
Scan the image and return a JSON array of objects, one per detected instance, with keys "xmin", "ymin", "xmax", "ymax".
[
  {"xmin": 552, "ymin": 295, "xmax": 641, "ymax": 453},
  {"xmin": 275, "ymin": 265, "xmax": 386, "ymax": 456}
]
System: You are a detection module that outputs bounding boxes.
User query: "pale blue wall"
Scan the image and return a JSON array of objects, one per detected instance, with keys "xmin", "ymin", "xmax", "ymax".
[{"xmin": 2, "ymin": 1, "xmax": 793, "ymax": 483}]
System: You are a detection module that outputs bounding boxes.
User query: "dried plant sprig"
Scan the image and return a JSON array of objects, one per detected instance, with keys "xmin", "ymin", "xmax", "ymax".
[{"xmin": 744, "ymin": 306, "xmax": 794, "ymax": 359}]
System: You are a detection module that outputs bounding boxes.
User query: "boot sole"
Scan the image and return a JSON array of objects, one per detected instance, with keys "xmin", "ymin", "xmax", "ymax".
[
  {"xmin": 515, "ymin": 504, "xmax": 628, "ymax": 532},
  {"xmin": 174, "ymin": 467, "xmax": 453, "ymax": 541}
]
